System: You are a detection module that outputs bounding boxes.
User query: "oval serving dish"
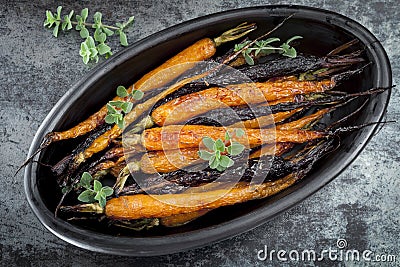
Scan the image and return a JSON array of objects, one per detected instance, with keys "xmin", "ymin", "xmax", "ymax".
[{"xmin": 24, "ymin": 5, "xmax": 391, "ymax": 256}]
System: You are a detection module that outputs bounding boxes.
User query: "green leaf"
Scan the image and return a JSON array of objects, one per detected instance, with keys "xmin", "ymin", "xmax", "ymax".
[
  {"xmin": 86, "ymin": 36, "xmax": 96, "ymax": 49},
  {"xmin": 233, "ymin": 41, "xmax": 251, "ymax": 52},
  {"xmin": 67, "ymin": 10, "xmax": 74, "ymax": 19},
  {"xmin": 209, "ymin": 155, "xmax": 219, "ymax": 169},
  {"xmin": 98, "ymin": 195, "xmax": 107, "ymax": 208},
  {"xmin": 119, "ymin": 31, "xmax": 128, "ymax": 46},
  {"xmin": 262, "ymin": 37, "xmax": 280, "ymax": 45},
  {"xmin": 227, "ymin": 142, "xmax": 245, "ymax": 156},
  {"xmin": 116, "ymin": 112, "xmax": 123, "ymax": 121},
  {"xmin": 214, "ymin": 139, "xmax": 225, "ymax": 152},
  {"xmin": 243, "ymin": 52, "xmax": 254, "ymax": 65},
  {"xmin": 105, "ymin": 114, "xmax": 116, "ymax": 124},
  {"xmin": 81, "ymin": 8, "xmax": 88, "ymax": 21},
  {"xmin": 285, "ymin": 35, "xmax": 303, "ymax": 45},
  {"xmin": 56, "ymin": 6, "xmax": 62, "ymax": 20},
  {"xmin": 97, "ymin": 43, "xmax": 111, "ymax": 55},
  {"xmin": 235, "ymin": 128, "xmax": 245, "ymax": 137},
  {"xmin": 102, "ymin": 27, "xmax": 114, "ymax": 36},
  {"xmin": 125, "ymin": 102, "xmax": 133, "ymax": 113},
  {"xmin": 215, "ymin": 150, "xmax": 221, "ymax": 160},
  {"xmin": 82, "ymin": 54, "xmax": 89, "ymax": 64},
  {"xmin": 202, "ymin": 137, "xmax": 215, "ymax": 150},
  {"xmin": 79, "ymin": 27, "xmax": 89, "ymax": 38},
  {"xmin": 109, "ymin": 100, "xmax": 124, "ymax": 108},
  {"xmin": 61, "ymin": 20, "xmax": 67, "ymax": 31},
  {"xmin": 116, "ymin": 119, "xmax": 125, "ymax": 129},
  {"xmin": 94, "ymin": 29, "xmax": 107, "ymax": 43},
  {"xmin": 225, "ymin": 131, "xmax": 231, "ymax": 141},
  {"xmin": 94, "ymin": 191, "xmax": 103, "ymax": 201},
  {"xmin": 106, "ymin": 103, "xmax": 118, "ymax": 113},
  {"xmin": 104, "ymin": 51, "xmax": 113, "ymax": 59},
  {"xmin": 44, "ymin": 10, "xmax": 55, "ymax": 27},
  {"xmin": 116, "ymin": 86, "xmax": 128, "ymax": 97},
  {"xmin": 52, "ymin": 23, "xmax": 60, "ymax": 37},
  {"xmin": 78, "ymin": 189, "xmax": 96, "ymax": 203},
  {"xmin": 63, "ymin": 10, "xmax": 74, "ymax": 30},
  {"xmin": 93, "ymin": 12, "xmax": 102, "ymax": 28},
  {"xmin": 216, "ymin": 165, "xmax": 226, "ymax": 172},
  {"xmin": 219, "ymin": 155, "xmax": 234, "ymax": 168},
  {"xmin": 282, "ymin": 46, "xmax": 297, "ymax": 58},
  {"xmin": 120, "ymin": 102, "xmax": 133, "ymax": 113},
  {"xmin": 93, "ymin": 180, "xmax": 102, "ymax": 192},
  {"xmin": 101, "ymin": 186, "xmax": 114, "ymax": 197},
  {"xmin": 79, "ymin": 42, "xmax": 88, "ymax": 55},
  {"xmin": 198, "ymin": 150, "xmax": 214, "ymax": 160},
  {"xmin": 124, "ymin": 16, "xmax": 135, "ymax": 28},
  {"xmin": 131, "ymin": 89, "xmax": 144, "ymax": 100},
  {"xmin": 80, "ymin": 172, "xmax": 92, "ymax": 189}
]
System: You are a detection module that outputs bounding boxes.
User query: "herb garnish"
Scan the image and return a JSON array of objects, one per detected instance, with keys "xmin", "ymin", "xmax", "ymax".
[
  {"xmin": 43, "ymin": 6, "xmax": 135, "ymax": 64},
  {"xmin": 198, "ymin": 129, "xmax": 246, "ymax": 172},
  {"xmin": 77, "ymin": 172, "xmax": 113, "ymax": 208},
  {"xmin": 234, "ymin": 36, "xmax": 303, "ymax": 65},
  {"xmin": 105, "ymin": 86, "xmax": 144, "ymax": 129}
]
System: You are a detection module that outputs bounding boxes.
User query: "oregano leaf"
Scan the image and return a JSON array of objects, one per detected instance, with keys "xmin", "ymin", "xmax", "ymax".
[
  {"xmin": 93, "ymin": 180, "xmax": 102, "ymax": 192},
  {"xmin": 119, "ymin": 31, "xmax": 128, "ymax": 46},
  {"xmin": 78, "ymin": 190, "xmax": 96, "ymax": 203},
  {"xmin": 131, "ymin": 89, "xmax": 144, "ymax": 100},
  {"xmin": 116, "ymin": 86, "xmax": 128, "ymax": 97}
]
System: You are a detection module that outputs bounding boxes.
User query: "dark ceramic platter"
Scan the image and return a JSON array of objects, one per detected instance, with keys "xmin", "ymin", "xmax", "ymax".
[{"xmin": 24, "ymin": 5, "xmax": 391, "ymax": 256}]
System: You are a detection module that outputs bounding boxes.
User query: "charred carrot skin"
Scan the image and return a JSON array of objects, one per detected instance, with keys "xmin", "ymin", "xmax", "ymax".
[
  {"xmin": 119, "ymin": 139, "xmax": 336, "ymax": 196},
  {"xmin": 105, "ymin": 173, "xmax": 299, "ymax": 219},
  {"xmin": 151, "ymin": 79, "xmax": 335, "ymax": 126},
  {"xmin": 276, "ymin": 108, "xmax": 329, "ymax": 130},
  {"xmin": 228, "ymin": 109, "xmax": 300, "ymax": 128},
  {"xmin": 140, "ymin": 142, "xmax": 292, "ymax": 174},
  {"xmin": 140, "ymin": 125, "xmax": 325, "ymax": 151}
]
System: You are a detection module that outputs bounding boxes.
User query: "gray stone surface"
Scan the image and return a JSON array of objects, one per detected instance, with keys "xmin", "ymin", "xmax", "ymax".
[{"xmin": 0, "ymin": 0, "xmax": 398, "ymax": 266}]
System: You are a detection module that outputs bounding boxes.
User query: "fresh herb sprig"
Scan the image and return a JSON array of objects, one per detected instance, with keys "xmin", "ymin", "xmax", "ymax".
[
  {"xmin": 44, "ymin": 6, "xmax": 135, "ymax": 64},
  {"xmin": 105, "ymin": 86, "xmax": 144, "ymax": 129},
  {"xmin": 77, "ymin": 172, "xmax": 113, "ymax": 207},
  {"xmin": 198, "ymin": 129, "xmax": 246, "ymax": 172},
  {"xmin": 234, "ymin": 36, "xmax": 303, "ymax": 65}
]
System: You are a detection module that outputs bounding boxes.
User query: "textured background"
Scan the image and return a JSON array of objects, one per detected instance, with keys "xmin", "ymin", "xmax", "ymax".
[{"xmin": 1, "ymin": 0, "xmax": 399, "ymax": 266}]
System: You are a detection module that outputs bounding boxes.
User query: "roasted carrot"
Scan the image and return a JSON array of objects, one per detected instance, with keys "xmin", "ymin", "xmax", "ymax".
[
  {"xmin": 138, "ymin": 108, "xmax": 328, "ymax": 173},
  {"xmin": 249, "ymin": 143, "xmax": 293, "ymax": 159},
  {"xmin": 105, "ymin": 173, "xmax": 299, "ymax": 219},
  {"xmin": 228, "ymin": 109, "xmax": 301, "ymax": 128},
  {"xmin": 276, "ymin": 108, "xmax": 330, "ymax": 130},
  {"xmin": 151, "ymin": 78, "xmax": 335, "ymax": 126},
  {"xmin": 139, "ymin": 142, "xmax": 291, "ymax": 174},
  {"xmin": 131, "ymin": 125, "xmax": 325, "ymax": 151}
]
